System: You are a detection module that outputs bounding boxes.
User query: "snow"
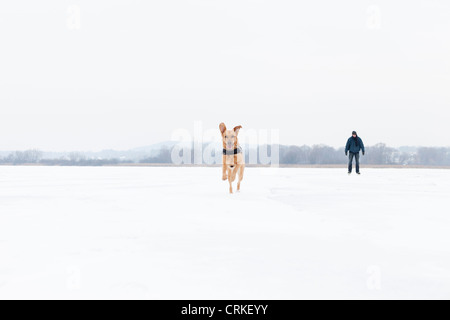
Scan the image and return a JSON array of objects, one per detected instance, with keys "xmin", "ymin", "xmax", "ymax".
[{"xmin": 0, "ymin": 166, "xmax": 449, "ymax": 299}]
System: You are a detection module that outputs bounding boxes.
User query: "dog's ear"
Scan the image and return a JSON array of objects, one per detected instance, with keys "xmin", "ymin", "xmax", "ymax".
[
  {"xmin": 233, "ymin": 125, "xmax": 242, "ymax": 135},
  {"xmin": 219, "ymin": 123, "xmax": 227, "ymax": 135}
]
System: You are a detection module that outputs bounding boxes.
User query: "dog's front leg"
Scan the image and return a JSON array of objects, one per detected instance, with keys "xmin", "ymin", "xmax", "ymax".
[
  {"xmin": 227, "ymin": 168, "xmax": 233, "ymax": 194},
  {"xmin": 222, "ymin": 164, "xmax": 227, "ymax": 181}
]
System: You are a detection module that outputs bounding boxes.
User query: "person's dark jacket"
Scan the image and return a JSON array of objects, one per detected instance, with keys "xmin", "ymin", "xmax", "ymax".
[{"xmin": 345, "ymin": 136, "xmax": 365, "ymax": 154}]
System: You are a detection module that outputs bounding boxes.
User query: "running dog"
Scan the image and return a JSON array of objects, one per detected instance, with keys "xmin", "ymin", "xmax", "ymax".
[{"xmin": 219, "ymin": 123, "xmax": 245, "ymax": 194}]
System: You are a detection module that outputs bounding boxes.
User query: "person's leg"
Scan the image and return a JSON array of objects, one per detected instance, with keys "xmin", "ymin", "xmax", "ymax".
[
  {"xmin": 348, "ymin": 153, "xmax": 354, "ymax": 173},
  {"xmin": 355, "ymin": 152, "xmax": 360, "ymax": 173}
]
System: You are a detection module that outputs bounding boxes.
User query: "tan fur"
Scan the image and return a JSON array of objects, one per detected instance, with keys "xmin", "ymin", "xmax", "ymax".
[{"xmin": 219, "ymin": 123, "xmax": 245, "ymax": 194}]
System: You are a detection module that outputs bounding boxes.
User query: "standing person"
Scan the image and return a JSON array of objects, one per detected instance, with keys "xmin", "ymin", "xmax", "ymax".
[{"xmin": 345, "ymin": 131, "xmax": 365, "ymax": 175}]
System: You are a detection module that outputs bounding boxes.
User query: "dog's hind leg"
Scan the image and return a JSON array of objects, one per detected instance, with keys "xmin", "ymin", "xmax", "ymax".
[{"xmin": 237, "ymin": 165, "xmax": 245, "ymax": 192}]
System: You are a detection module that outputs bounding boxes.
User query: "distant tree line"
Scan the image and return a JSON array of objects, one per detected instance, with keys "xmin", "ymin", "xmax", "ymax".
[
  {"xmin": 0, "ymin": 149, "xmax": 125, "ymax": 166},
  {"xmin": 0, "ymin": 149, "xmax": 43, "ymax": 165},
  {"xmin": 1, "ymin": 144, "xmax": 450, "ymax": 166},
  {"xmin": 39, "ymin": 158, "xmax": 124, "ymax": 166},
  {"xmin": 280, "ymin": 144, "xmax": 450, "ymax": 166},
  {"xmin": 138, "ymin": 144, "xmax": 450, "ymax": 166}
]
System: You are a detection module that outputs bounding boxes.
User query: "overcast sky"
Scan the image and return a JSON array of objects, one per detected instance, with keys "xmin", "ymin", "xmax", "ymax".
[{"xmin": 0, "ymin": 0, "xmax": 449, "ymax": 151}]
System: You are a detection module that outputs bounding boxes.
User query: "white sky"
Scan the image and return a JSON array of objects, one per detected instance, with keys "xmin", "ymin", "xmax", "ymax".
[{"xmin": 1, "ymin": 0, "xmax": 449, "ymax": 151}]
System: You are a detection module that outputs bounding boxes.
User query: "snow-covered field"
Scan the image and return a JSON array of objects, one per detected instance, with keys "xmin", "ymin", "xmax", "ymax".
[{"xmin": 0, "ymin": 166, "xmax": 449, "ymax": 299}]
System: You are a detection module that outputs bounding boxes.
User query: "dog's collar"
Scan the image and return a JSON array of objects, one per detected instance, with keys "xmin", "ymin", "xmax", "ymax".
[{"xmin": 223, "ymin": 146, "xmax": 242, "ymax": 156}]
